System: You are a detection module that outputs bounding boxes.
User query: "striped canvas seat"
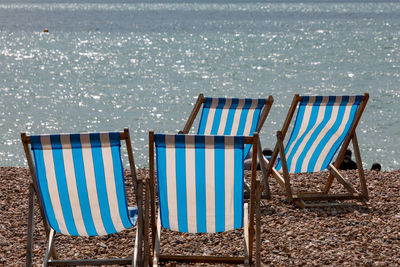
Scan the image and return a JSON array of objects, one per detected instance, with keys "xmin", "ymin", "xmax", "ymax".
[
  {"xmin": 154, "ymin": 134, "xmax": 245, "ymax": 233},
  {"xmin": 30, "ymin": 132, "xmax": 136, "ymax": 236},
  {"xmin": 276, "ymin": 95, "xmax": 363, "ymax": 173},
  {"xmin": 23, "ymin": 128, "xmax": 146, "ymax": 266},
  {"xmin": 181, "ymin": 94, "xmax": 274, "ymax": 198},
  {"xmin": 149, "ymin": 132, "xmax": 261, "ymax": 265},
  {"xmin": 263, "ymin": 94, "xmax": 369, "ymax": 208},
  {"xmin": 197, "ymin": 97, "xmax": 266, "ymax": 157}
]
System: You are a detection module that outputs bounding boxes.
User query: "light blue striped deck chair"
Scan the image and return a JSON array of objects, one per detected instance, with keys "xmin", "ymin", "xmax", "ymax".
[
  {"xmin": 263, "ymin": 94, "xmax": 369, "ymax": 208},
  {"xmin": 181, "ymin": 94, "xmax": 274, "ymax": 197},
  {"xmin": 21, "ymin": 128, "xmax": 146, "ymax": 266},
  {"xmin": 149, "ymin": 132, "xmax": 261, "ymax": 266}
]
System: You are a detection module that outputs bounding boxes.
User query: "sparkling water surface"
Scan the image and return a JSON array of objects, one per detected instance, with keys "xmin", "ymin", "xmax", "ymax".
[{"xmin": 1, "ymin": 1, "xmax": 399, "ymax": 170}]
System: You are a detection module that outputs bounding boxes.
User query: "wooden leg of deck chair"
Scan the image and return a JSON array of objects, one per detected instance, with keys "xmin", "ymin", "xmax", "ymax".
[
  {"xmin": 149, "ymin": 131, "xmax": 157, "ymax": 254},
  {"xmin": 328, "ymin": 164, "xmax": 358, "ymax": 195},
  {"xmin": 152, "ymin": 212, "xmax": 161, "ymax": 267},
  {"xmin": 244, "ymin": 203, "xmax": 249, "ymax": 267},
  {"xmin": 181, "ymin": 93, "xmax": 205, "ymax": 134},
  {"xmin": 133, "ymin": 225, "xmax": 140, "ymax": 267},
  {"xmin": 143, "ymin": 180, "xmax": 150, "ymax": 267},
  {"xmin": 26, "ymin": 184, "xmax": 35, "ymax": 267},
  {"xmin": 277, "ymin": 132, "xmax": 293, "ymax": 202},
  {"xmin": 258, "ymin": 137, "xmax": 271, "ymax": 199},
  {"xmin": 267, "ymin": 159, "xmax": 286, "ymax": 189},
  {"xmin": 134, "ymin": 180, "xmax": 144, "ymax": 267},
  {"xmin": 255, "ymin": 180, "xmax": 261, "ymax": 267},
  {"xmin": 352, "ymin": 133, "xmax": 369, "ymax": 200},
  {"xmin": 43, "ymin": 229, "xmax": 55, "ymax": 267}
]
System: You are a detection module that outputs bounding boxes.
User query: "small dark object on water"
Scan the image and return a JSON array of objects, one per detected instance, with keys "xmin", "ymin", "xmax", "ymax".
[
  {"xmin": 339, "ymin": 149, "xmax": 357, "ymax": 170},
  {"xmin": 43, "ymin": 28, "xmax": 49, "ymax": 33},
  {"xmin": 371, "ymin": 162, "xmax": 381, "ymax": 171}
]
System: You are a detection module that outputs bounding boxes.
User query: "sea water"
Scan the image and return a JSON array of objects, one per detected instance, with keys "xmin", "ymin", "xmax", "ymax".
[{"xmin": 0, "ymin": 0, "xmax": 399, "ymax": 170}]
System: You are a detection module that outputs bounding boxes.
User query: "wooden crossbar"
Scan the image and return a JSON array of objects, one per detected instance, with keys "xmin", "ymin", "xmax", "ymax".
[
  {"xmin": 158, "ymin": 255, "xmax": 246, "ymax": 264},
  {"xmin": 294, "ymin": 192, "xmax": 363, "ymax": 201},
  {"xmin": 48, "ymin": 258, "xmax": 133, "ymax": 266}
]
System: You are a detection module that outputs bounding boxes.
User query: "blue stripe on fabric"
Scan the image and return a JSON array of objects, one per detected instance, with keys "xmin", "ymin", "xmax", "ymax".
[
  {"xmin": 285, "ymin": 97, "xmax": 321, "ymax": 171},
  {"xmin": 197, "ymin": 98, "xmax": 213, "ymax": 134},
  {"xmin": 243, "ymin": 99, "xmax": 263, "ymax": 158},
  {"xmin": 50, "ymin": 135, "xmax": 79, "ymax": 236},
  {"xmin": 276, "ymin": 98, "xmax": 307, "ymax": 170},
  {"xmin": 154, "ymin": 134, "xmax": 170, "ymax": 230},
  {"xmin": 223, "ymin": 98, "xmax": 239, "ymax": 135},
  {"xmin": 306, "ymin": 96, "xmax": 347, "ymax": 172},
  {"xmin": 69, "ymin": 134, "xmax": 97, "ymax": 236},
  {"xmin": 248, "ymin": 100, "xmax": 263, "ymax": 135},
  {"xmin": 89, "ymin": 133, "xmax": 117, "ymax": 234},
  {"xmin": 236, "ymin": 99, "xmax": 253, "ymax": 135},
  {"xmin": 210, "ymin": 98, "xmax": 226, "ymax": 135},
  {"xmin": 294, "ymin": 96, "xmax": 335, "ymax": 172},
  {"xmin": 109, "ymin": 133, "xmax": 133, "ymax": 229},
  {"xmin": 30, "ymin": 136, "xmax": 61, "ymax": 234},
  {"xmin": 233, "ymin": 136, "xmax": 244, "ymax": 229},
  {"xmin": 194, "ymin": 135, "xmax": 207, "ymax": 233},
  {"xmin": 321, "ymin": 98, "xmax": 360, "ymax": 169},
  {"xmin": 175, "ymin": 135, "xmax": 188, "ymax": 232},
  {"xmin": 214, "ymin": 136, "xmax": 225, "ymax": 232}
]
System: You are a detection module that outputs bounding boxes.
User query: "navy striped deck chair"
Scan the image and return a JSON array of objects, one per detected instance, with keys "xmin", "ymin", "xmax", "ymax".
[
  {"xmin": 22, "ymin": 128, "xmax": 147, "ymax": 266},
  {"xmin": 263, "ymin": 94, "xmax": 369, "ymax": 208},
  {"xmin": 149, "ymin": 132, "xmax": 261, "ymax": 266},
  {"xmin": 181, "ymin": 94, "xmax": 274, "ymax": 197}
]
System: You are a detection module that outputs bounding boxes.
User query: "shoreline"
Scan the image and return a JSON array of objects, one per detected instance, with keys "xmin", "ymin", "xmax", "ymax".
[{"xmin": 1, "ymin": 166, "xmax": 400, "ymax": 266}]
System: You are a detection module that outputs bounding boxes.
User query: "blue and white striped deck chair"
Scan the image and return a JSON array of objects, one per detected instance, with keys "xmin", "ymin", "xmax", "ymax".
[
  {"xmin": 181, "ymin": 94, "xmax": 274, "ymax": 197},
  {"xmin": 149, "ymin": 132, "xmax": 261, "ymax": 266},
  {"xmin": 22, "ymin": 128, "xmax": 146, "ymax": 266},
  {"xmin": 264, "ymin": 94, "xmax": 369, "ymax": 208}
]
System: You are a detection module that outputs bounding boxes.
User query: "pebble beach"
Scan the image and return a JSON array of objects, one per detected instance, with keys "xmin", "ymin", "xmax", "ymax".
[{"xmin": 1, "ymin": 166, "xmax": 399, "ymax": 266}]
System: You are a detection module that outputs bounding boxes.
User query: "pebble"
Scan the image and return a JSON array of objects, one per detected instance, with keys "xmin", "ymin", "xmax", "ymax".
[{"xmin": 1, "ymin": 167, "xmax": 400, "ymax": 266}]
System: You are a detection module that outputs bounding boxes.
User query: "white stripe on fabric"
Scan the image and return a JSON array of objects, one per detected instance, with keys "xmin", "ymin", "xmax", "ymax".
[
  {"xmin": 289, "ymin": 97, "xmax": 329, "ymax": 173},
  {"xmin": 224, "ymin": 137, "xmax": 235, "ymax": 231},
  {"xmin": 99, "ymin": 133, "xmax": 125, "ymax": 232},
  {"xmin": 243, "ymin": 99, "xmax": 259, "ymax": 136},
  {"xmin": 60, "ymin": 135, "xmax": 87, "ymax": 236},
  {"xmin": 230, "ymin": 99, "xmax": 246, "ymax": 135},
  {"xmin": 165, "ymin": 135, "xmax": 179, "ymax": 231},
  {"xmin": 204, "ymin": 98, "xmax": 219, "ymax": 135},
  {"xmin": 184, "ymin": 135, "xmax": 197, "ymax": 233},
  {"xmin": 300, "ymin": 97, "xmax": 341, "ymax": 172},
  {"xmin": 40, "ymin": 136, "xmax": 69, "ymax": 235},
  {"xmin": 314, "ymin": 97, "xmax": 357, "ymax": 171},
  {"xmin": 80, "ymin": 134, "xmax": 107, "ymax": 236},
  {"xmin": 217, "ymin": 98, "xmax": 232, "ymax": 135},
  {"xmin": 204, "ymin": 136, "xmax": 216, "ymax": 233},
  {"xmin": 285, "ymin": 96, "xmax": 316, "ymax": 164}
]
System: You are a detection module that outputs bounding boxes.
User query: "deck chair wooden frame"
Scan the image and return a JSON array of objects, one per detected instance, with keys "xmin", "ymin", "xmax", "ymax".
[
  {"xmin": 180, "ymin": 93, "xmax": 274, "ymax": 198},
  {"xmin": 22, "ymin": 128, "xmax": 148, "ymax": 266},
  {"xmin": 148, "ymin": 131, "xmax": 262, "ymax": 266},
  {"xmin": 263, "ymin": 94, "xmax": 369, "ymax": 208}
]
